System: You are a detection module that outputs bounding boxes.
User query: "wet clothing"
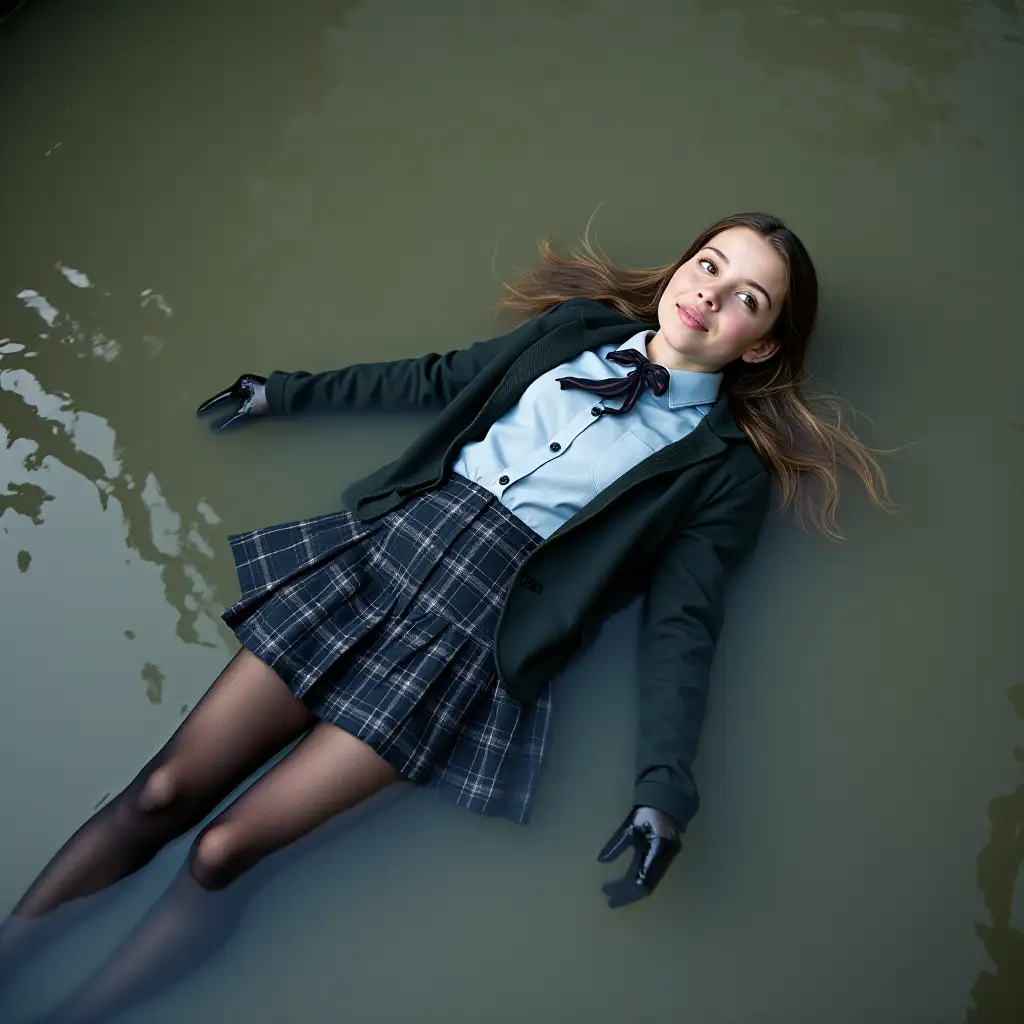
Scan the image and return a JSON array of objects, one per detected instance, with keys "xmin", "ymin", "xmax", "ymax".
[{"xmin": 252, "ymin": 298, "xmax": 769, "ymax": 828}]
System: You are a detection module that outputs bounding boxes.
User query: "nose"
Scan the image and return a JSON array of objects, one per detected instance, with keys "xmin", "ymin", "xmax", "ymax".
[{"xmin": 695, "ymin": 288, "xmax": 719, "ymax": 311}]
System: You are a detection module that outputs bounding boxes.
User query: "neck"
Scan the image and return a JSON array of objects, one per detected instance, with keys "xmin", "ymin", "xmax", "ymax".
[{"xmin": 645, "ymin": 330, "xmax": 719, "ymax": 374}]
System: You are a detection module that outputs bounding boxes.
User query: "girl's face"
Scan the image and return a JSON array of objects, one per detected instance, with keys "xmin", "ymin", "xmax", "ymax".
[{"xmin": 652, "ymin": 226, "xmax": 789, "ymax": 373}]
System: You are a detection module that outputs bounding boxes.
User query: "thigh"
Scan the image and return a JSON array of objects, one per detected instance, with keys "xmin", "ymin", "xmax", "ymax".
[
  {"xmin": 147, "ymin": 647, "xmax": 317, "ymax": 798},
  {"xmin": 202, "ymin": 722, "xmax": 401, "ymax": 857}
]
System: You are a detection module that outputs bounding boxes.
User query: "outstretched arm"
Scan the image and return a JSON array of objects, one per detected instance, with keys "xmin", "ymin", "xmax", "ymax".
[
  {"xmin": 634, "ymin": 471, "xmax": 770, "ymax": 823},
  {"xmin": 264, "ymin": 303, "xmax": 587, "ymax": 417},
  {"xmin": 263, "ymin": 330, "xmax": 515, "ymax": 417},
  {"xmin": 195, "ymin": 339, "xmax": 504, "ymax": 429},
  {"xmin": 196, "ymin": 302, "xmax": 587, "ymax": 428},
  {"xmin": 597, "ymin": 470, "xmax": 770, "ymax": 907}
]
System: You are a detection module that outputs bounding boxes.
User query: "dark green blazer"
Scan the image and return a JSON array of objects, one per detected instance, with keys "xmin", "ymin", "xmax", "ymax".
[{"xmin": 264, "ymin": 298, "xmax": 770, "ymax": 827}]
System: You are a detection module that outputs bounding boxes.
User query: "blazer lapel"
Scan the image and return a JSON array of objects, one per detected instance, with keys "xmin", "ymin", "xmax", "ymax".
[
  {"xmin": 463, "ymin": 316, "xmax": 652, "ymax": 441},
  {"xmin": 446, "ymin": 310, "xmax": 748, "ymax": 540},
  {"xmin": 547, "ymin": 394, "xmax": 741, "ymax": 542}
]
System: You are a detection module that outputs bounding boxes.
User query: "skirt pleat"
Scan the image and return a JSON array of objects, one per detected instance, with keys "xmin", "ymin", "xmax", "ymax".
[{"xmin": 222, "ymin": 475, "xmax": 551, "ymax": 824}]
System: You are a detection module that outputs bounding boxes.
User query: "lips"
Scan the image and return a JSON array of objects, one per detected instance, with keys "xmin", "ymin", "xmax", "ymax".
[{"xmin": 677, "ymin": 304, "xmax": 708, "ymax": 331}]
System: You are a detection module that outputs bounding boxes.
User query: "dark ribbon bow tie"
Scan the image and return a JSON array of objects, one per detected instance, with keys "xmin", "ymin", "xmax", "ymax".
[{"xmin": 555, "ymin": 348, "xmax": 670, "ymax": 415}]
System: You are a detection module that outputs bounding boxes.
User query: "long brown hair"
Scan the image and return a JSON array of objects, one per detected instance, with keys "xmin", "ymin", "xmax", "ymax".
[{"xmin": 497, "ymin": 211, "xmax": 892, "ymax": 537}]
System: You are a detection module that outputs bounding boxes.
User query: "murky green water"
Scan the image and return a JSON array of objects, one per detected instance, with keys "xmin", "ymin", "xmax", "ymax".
[{"xmin": 1, "ymin": 1, "xmax": 1021, "ymax": 1021}]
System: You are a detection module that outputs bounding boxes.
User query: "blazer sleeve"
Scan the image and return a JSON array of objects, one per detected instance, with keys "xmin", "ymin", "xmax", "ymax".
[
  {"xmin": 632, "ymin": 470, "xmax": 771, "ymax": 828},
  {"xmin": 262, "ymin": 303, "xmax": 579, "ymax": 417}
]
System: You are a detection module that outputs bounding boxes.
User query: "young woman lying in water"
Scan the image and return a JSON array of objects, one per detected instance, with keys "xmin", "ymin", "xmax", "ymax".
[{"xmin": 1, "ymin": 211, "xmax": 890, "ymax": 1022}]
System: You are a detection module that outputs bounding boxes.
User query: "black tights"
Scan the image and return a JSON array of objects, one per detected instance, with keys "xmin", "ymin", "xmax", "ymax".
[{"xmin": 1, "ymin": 649, "xmax": 405, "ymax": 1022}]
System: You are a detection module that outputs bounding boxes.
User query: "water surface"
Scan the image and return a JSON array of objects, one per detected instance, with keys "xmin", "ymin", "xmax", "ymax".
[{"xmin": 1, "ymin": 1, "xmax": 1021, "ymax": 1021}]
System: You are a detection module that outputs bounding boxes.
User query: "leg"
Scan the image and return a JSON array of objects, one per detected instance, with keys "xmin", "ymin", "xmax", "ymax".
[
  {"xmin": 0, "ymin": 648, "xmax": 314, "ymax": 975},
  {"xmin": 188, "ymin": 720, "xmax": 401, "ymax": 889},
  {"xmin": 40, "ymin": 725, "xmax": 403, "ymax": 1023}
]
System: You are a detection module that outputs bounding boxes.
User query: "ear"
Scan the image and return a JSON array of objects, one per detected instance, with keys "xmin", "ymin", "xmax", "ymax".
[{"xmin": 740, "ymin": 336, "xmax": 780, "ymax": 365}]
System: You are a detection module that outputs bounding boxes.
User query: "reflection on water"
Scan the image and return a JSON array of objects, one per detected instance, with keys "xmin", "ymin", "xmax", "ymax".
[
  {"xmin": 1, "ymin": 0, "xmax": 1021, "ymax": 1020},
  {"xmin": 140, "ymin": 663, "xmax": 166, "ymax": 706},
  {"xmin": 965, "ymin": 684, "xmax": 1024, "ymax": 1023},
  {"xmin": 700, "ymin": 0, "xmax": 1018, "ymax": 153},
  {"xmin": 1, "ymin": 261, "xmax": 227, "ymax": 649},
  {"xmin": 56, "ymin": 262, "xmax": 92, "ymax": 289},
  {"xmin": 0, "ymin": 481, "xmax": 51, "ymax": 524}
]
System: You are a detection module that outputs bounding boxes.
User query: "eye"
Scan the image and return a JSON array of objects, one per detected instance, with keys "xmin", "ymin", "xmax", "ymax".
[
  {"xmin": 698, "ymin": 257, "xmax": 717, "ymax": 274},
  {"xmin": 738, "ymin": 292, "xmax": 758, "ymax": 312}
]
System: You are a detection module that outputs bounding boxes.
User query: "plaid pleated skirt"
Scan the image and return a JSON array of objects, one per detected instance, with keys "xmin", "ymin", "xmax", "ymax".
[{"xmin": 221, "ymin": 474, "xmax": 551, "ymax": 824}]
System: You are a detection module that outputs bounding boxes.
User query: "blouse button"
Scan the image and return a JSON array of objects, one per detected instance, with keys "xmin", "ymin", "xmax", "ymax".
[
  {"xmin": 498, "ymin": 474, "xmax": 510, "ymax": 486},
  {"xmin": 590, "ymin": 405, "xmax": 603, "ymax": 417},
  {"xmin": 548, "ymin": 442, "xmax": 561, "ymax": 452}
]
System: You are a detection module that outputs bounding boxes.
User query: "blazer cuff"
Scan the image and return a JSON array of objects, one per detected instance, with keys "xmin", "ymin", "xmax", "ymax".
[
  {"xmin": 264, "ymin": 370, "xmax": 292, "ymax": 416},
  {"xmin": 631, "ymin": 779, "xmax": 698, "ymax": 830}
]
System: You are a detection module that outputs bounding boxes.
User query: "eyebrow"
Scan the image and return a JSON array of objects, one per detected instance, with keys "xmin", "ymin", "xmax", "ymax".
[{"xmin": 703, "ymin": 246, "xmax": 774, "ymax": 311}]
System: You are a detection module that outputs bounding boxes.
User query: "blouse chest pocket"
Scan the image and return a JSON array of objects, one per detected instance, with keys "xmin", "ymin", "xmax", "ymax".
[{"xmin": 590, "ymin": 430, "xmax": 657, "ymax": 494}]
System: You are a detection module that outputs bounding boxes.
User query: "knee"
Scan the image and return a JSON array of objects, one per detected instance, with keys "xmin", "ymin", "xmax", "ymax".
[
  {"xmin": 137, "ymin": 765, "xmax": 181, "ymax": 814},
  {"xmin": 189, "ymin": 824, "xmax": 246, "ymax": 891}
]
